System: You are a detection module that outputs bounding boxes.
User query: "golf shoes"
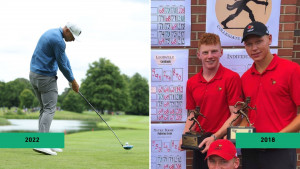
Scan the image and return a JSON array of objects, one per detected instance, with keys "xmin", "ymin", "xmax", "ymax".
[
  {"xmin": 51, "ymin": 148, "xmax": 63, "ymax": 152},
  {"xmin": 33, "ymin": 148, "xmax": 57, "ymax": 155}
]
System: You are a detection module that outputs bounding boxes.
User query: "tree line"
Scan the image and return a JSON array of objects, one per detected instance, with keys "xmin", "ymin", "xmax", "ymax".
[{"xmin": 0, "ymin": 58, "xmax": 149, "ymax": 116}]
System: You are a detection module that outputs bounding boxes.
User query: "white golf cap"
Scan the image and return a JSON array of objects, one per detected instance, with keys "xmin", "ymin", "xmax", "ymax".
[{"xmin": 66, "ymin": 22, "xmax": 82, "ymax": 40}]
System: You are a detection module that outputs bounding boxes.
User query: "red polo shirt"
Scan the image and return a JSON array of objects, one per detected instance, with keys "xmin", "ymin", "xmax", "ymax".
[
  {"xmin": 241, "ymin": 54, "xmax": 300, "ymax": 132},
  {"xmin": 186, "ymin": 64, "xmax": 242, "ymax": 133}
]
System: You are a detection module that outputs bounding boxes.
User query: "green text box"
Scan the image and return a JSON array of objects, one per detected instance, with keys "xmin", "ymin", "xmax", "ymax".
[
  {"xmin": 236, "ymin": 133, "xmax": 300, "ymax": 148},
  {"xmin": 0, "ymin": 133, "xmax": 64, "ymax": 148}
]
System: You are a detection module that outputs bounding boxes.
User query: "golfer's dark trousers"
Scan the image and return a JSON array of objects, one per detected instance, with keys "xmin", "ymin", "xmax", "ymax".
[
  {"xmin": 193, "ymin": 150, "xmax": 208, "ymax": 169},
  {"xmin": 241, "ymin": 148, "xmax": 296, "ymax": 169}
]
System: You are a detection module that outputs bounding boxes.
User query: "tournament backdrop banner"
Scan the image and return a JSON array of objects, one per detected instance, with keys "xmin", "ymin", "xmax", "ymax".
[
  {"xmin": 151, "ymin": 123, "xmax": 186, "ymax": 169},
  {"xmin": 151, "ymin": 49, "xmax": 188, "ymax": 122},
  {"xmin": 206, "ymin": 0, "xmax": 281, "ymax": 46},
  {"xmin": 151, "ymin": 0, "xmax": 191, "ymax": 46},
  {"xmin": 220, "ymin": 48, "xmax": 278, "ymax": 76}
]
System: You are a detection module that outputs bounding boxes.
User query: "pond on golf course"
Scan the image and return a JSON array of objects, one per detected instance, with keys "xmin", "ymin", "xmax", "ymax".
[{"xmin": 0, "ymin": 119, "xmax": 96, "ymax": 133}]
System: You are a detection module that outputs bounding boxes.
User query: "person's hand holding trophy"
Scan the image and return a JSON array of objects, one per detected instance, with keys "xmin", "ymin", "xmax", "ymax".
[
  {"xmin": 180, "ymin": 106, "xmax": 212, "ymax": 150},
  {"xmin": 227, "ymin": 97, "xmax": 256, "ymax": 143}
]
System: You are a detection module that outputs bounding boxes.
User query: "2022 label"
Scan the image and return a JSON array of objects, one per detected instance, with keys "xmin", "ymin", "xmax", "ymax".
[{"xmin": 25, "ymin": 137, "xmax": 39, "ymax": 142}]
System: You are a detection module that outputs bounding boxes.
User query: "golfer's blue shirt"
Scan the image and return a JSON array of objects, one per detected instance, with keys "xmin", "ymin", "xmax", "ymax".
[{"xmin": 30, "ymin": 28, "xmax": 74, "ymax": 82}]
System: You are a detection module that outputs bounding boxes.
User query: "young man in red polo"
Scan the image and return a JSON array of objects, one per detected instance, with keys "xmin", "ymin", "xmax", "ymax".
[
  {"xmin": 240, "ymin": 21, "xmax": 300, "ymax": 169},
  {"xmin": 179, "ymin": 33, "xmax": 242, "ymax": 169}
]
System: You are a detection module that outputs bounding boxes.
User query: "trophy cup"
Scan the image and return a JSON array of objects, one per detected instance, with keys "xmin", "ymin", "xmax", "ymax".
[
  {"xmin": 181, "ymin": 106, "xmax": 212, "ymax": 151},
  {"xmin": 227, "ymin": 97, "xmax": 256, "ymax": 143}
]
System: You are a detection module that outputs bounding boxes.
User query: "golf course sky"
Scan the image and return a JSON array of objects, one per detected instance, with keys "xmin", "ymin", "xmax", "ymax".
[{"xmin": 0, "ymin": 0, "xmax": 149, "ymax": 94}]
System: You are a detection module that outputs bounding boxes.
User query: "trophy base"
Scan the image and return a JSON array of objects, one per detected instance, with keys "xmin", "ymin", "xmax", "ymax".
[
  {"xmin": 227, "ymin": 126, "xmax": 256, "ymax": 143},
  {"xmin": 181, "ymin": 132, "xmax": 212, "ymax": 151}
]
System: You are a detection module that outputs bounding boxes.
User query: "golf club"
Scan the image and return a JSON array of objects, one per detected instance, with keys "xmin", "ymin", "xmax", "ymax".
[{"xmin": 74, "ymin": 87, "xmax": 133, "ymax": 150}]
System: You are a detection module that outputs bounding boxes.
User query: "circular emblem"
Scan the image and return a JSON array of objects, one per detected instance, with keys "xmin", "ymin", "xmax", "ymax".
[{"xmin": 215, "ymin": 0, "xmax": 272, "ymax": 37}]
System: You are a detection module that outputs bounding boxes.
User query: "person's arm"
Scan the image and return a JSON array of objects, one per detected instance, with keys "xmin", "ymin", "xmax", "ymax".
[
  {"xmin": 280, "ymin": 66, "xmax": 300, "ymax": 132},
  {"xmin": 198, "ymin": 106, "xmax": 240, "ymax": 153},
  {"xmin": 179, "ymin": 110, "xmax": 196, "ymax": 151},
  {"xmin": 54, "ymin": 40, "xmax": 79, "ymax": 92},
  {"xmin": 57, "ymin": 52, "xmax": 79, "ymax": 92},
  {"xmin": 280, "ymin": 106, "xmax": 300, "ymax": 133},
  {"xmin": 56, "ymin": 51, "xmax": 74, "ymax": 82}
]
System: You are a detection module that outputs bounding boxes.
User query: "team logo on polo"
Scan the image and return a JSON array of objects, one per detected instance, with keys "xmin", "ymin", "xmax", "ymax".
[{"xmin": 215, "ymin": 0, "xmax": 272, "ymax": 37}]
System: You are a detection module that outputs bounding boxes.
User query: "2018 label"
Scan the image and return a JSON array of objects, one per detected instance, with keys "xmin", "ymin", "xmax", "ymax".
[
  {"xmin": 261, "ymin": 137, "xmax": 275, "ymax": 142},
  {"xmin": 25, "ymin": 137, "xmax": 39, "ymax": 142}
]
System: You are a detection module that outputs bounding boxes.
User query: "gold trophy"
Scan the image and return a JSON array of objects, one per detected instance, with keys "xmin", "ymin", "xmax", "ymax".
[
  {"xmin": 227, "ymin": 97, "xmax": 256, "ymax": 143},
  {"xmin": 181, "ymin": 106, "xmax": 212, "ymax": 150}
]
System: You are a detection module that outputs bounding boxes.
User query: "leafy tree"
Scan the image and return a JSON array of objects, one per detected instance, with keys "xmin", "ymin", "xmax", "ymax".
[
  {"xmin": 19, "ymin": 89, "xmax": 35, "ymax": 108},
  {"xmin": 62, "ymin": 91, "xmax": 84, "ymax": 113},
  {"xmin": 32, "ymin": 97, "xmax": 40, "ymax": 107},
  {"xmin": 3, "ymin": 78, "xmax": 32, "ymax": 108},
  {"xmin": 122, "ymin": 74, "xmax": 130, "ymax": 84},
  {"xmin": 0, "ymin": 81, "xmax": 5, "ymax": 107},
  {"xmin": 121, "ymin": 74, "xmax": 131, "ymax": 112},
  {"xmin": 127, "ymin": 73, "xmax": 149, "ymax": 115},
  {"xmin": 57, "ymin": 87, "xmax": 71, "ymax": 107},
  {"xmin": 80, "ymin": 58, "xmax": 129, "ymax": 114}
]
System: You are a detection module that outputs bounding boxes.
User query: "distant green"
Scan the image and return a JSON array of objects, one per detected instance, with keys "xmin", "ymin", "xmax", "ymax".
[
  {"xmin": 0, "ymin": 117, "xmax": 10, "ymax": 126},
  {"xmin": 0, "ymin": 109, "xmax": 103, "ymax": 121}
]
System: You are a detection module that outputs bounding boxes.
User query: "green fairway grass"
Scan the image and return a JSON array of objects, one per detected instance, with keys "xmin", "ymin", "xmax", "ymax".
[
  {"xmin": 0, "ymin": 130, "xmax": 149, "ymax": 169},
  {"xmin": 0, "ymin": 108, "xmax": 149, "ymax": 168}
]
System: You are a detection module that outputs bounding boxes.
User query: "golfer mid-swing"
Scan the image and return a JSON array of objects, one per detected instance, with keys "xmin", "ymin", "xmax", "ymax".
[{"xmin": 29, "ymin": 22, "xmax": 81, "ymax": 155}]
